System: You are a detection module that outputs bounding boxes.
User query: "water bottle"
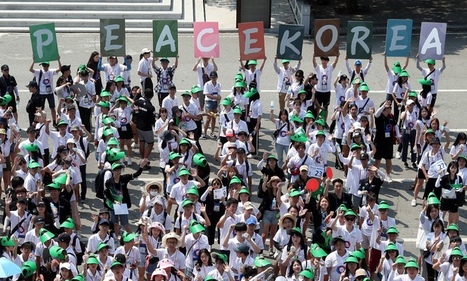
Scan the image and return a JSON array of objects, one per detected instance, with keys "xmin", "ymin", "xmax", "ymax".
[
  {"xmin": 50, "ymin": 202, "xmax": 58, "ymax": 216},
  {"xmin": 270, "ymin": 101, "xmax": 274, "ymax": 111},
  {"xmin": 271, "ymin": 198, "xmax": 277, "ymax": 210}
]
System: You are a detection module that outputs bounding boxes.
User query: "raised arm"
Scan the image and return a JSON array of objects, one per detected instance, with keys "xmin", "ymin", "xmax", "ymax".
[
  {"xmin": 331, "ymin": 52, "xmax": 340, "ymax": 69},
  {"xmin": 259, "ymin": 57, "xmax": 267, "ymax": 71}
]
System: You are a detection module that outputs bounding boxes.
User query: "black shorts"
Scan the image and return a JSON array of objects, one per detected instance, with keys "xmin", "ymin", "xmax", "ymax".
[
  {"xmin": 440, "ymin": 198, "xmax": 458, "ymax": 213},
  {"xmin": 41, "ymin": 94, "xmax": 56, "ymax": 108},
  {"xmin": 430, "ymin": 93, "xmax": 437, "ymax": 107},
  {"xmin": 417, "ymin": 169, "xmax": 426, "ymax": 179},
  {"xmin": 117, "ymin": 124, "xmax": 133, "ymax": 139},
  {"xmin": 315, "ymin": 91, "xmax": 331, "ymax": 107},
  {"xmin": 374, "ymin": 141, "xmax": 394, "ymax": 160}
]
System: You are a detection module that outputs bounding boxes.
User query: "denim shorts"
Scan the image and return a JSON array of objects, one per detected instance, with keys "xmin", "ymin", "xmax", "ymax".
[
  {"xmin": 110, "ymin": 209, "xmax": 129, "ymax": 226},
  {"xmin": 262, "ymin": 210, "xmax": 279, "ymax": 225},
  {"xmin": 205, "ymin": 100, "xmax": 218, "ymax": 111}
]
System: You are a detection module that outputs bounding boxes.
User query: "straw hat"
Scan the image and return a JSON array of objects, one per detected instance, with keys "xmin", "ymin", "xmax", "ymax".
[
  {"xmin": 145, "ymin": 181, "xmax": 163, "ymax": 193},
  {"xmin": 280, "ymin": 213, "xmax": 296, "ymax": 227},
  {"xmin": 162, "ymin": 232, "xmax": 181, "ymax": 248}
]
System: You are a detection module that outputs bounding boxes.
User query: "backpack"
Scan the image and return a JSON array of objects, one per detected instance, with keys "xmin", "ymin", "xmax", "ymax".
[
  {"xmin": 78, "ymin": 137, "xmax": 90, "ymax": 159},
  {"xmin": 233, "ymin": 159, "xmax": 250, "ymax": 178},
  {"xmin": 71, "ymin": 235, "xmax": 86, "ymax": 265},
  {"xmin": 176, "ymin": 211, "xmax": 198, "ymax": 230},
  {"xmin": 146, "ymin": 207, "xmax": 168, "ymax": 226},
  {"xmin": 94, "ymin": 169, "xmax": 111, "ymax": 199}
]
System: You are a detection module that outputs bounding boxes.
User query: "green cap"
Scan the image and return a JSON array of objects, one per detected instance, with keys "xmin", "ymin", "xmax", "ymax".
[
  {"xmin": 425, "ymin": 129, "xmax": 435, "ymax": 135},
  {"xmin": 351, "ymin": 248, "xmax": 365, "ymax": 260},
  {"xmin": 24, "ymin": 143, "xmax": 40, "ymax": 153},
  {"xmin": 344, "ymin": 210, "xmax": 357, "ymax": 217},
  {"xmin": 181, "ymin": 91, "xmax": 192, "ymax": 96},
  {"xmin": 304, "ymin": 111, "xmax": 315, "ymax": 119},
  {"xmin": 86, "ymin": 254, "xmax": 99, "ymax": 265},
  {"xmin": 238, "ymin": 187, "xmax": 250, "ymax": 195},
  {"xmin": 386, "ymin": 226, "xmax": 399, "ymax": 234},
  {"xmin": 54, "ymin": 173, "xmax": 68, "ymax": 185},
  {"xmin": 204, "ymin": 276, "xmax": 217, "ymax": 281},
  {"xmin": 447, "ymin": 223, "xmax": 460, "ymax": 232},
  {"xmin": 115, "ymin": 75, "xmax": 124, "ymax": 83},
  {"xmin": 97, "ymin": 242, "xmax": 111, "ymax": 252},
  {"xmin": 97, "ymin": 101, "xmax": 110, "ymax": 108},
  {"xmin": 193, "ymin": 153, "xmax": 207, "ymax": 167},
  {"xmin": 28, "ymin": 160, "xmax": 41, "ymax": 169},
  {"xmin": 234, "ymin": 81, "xmax": 246, "ymax": 88},
  {"xmin": 281, "ymin": 59, "xmax": 290, "ymax": 64},
  {"xmin": 100, "ymin": 90, "xmax": 111, "ymax": 97},
  {"xmin": 122, "ymin": 232, "xmax": 137, "ymax": 243},
  {"xmin": 254, "ymin": 256, "xmax": 271, "ymax": 267},
  {"xmin": 418, "ymin": 78, "xmax": 432, "ymax": 86},
  {"xmin": 409, "ymin": 91, "xmax": 418, "ymax": 98},
  {"xmin": 299, "ymin": 269, "xmax": 314, "ymax": 280},
  {"xmin": 339, "ymin": 204, "xmax": 348, "ymax": 212},
  {"xmin": 350, "ymin": 143, "xmax": 362, "ymax": 151},
  {"xmin": 46, "ymin": 182, "xmax": 61, "ymax": 190},
  {"xmin": 289, "ymin": 189, "xmax": 301, "ymax": 197},
  {"xmin": 298, "ymin": 89, "xmax": 307, "ymax": 96},
  {"xmin": 111, "ymin": 162, "xmax": 124, "ymax": 170},
  {"xmin": 189, "ymin": 220, "xmax": 205, "ymax": 234},
  {"xmin": 21, "ymin": 260, "xmax": 37, "ymax": 278},
  {"xmin": 290, "ymin": 132, "xmax": 308, "ymax": 143},
  {"xmin": 385, "ymin": 242, "xmax": 398, "ymax": 252},
  {"xmin": 310, "ymin": 243, "xmax": 327, "ymax": 258},
  {"xmin": 178, "ymin": 168, "xmax": 191, "ymax": 177},
  {"xmin": 179, "ymin": 138, "xmax": 192, "ymax": 147},
  {"xmin": 248, "ymin": 59, "xmax": 258, "ymax": 65},
  {"xmin": 234, "ymin": 72, "xmax": 244, "ymax": 80},
  {"xmin": 40, "ymin": 61, "xmax": 50, "ymax": 65},
  {"xmin": 186, "ymin": 186, "xmax": 199, "ymax": 197},
  {"xmin": 243, "ymin": 88, "xmax": 258, "ymax": 99},
  {"xmin": 399, "ymin": 70, "xmax": 409, "ymax": 77},
  {"xmin": 395, "ymin": 255, "xmax": 406, "ymax": 264},
  {"xmin": 316, "ymin": 130, "xmax": 326, "ymax": 137},
  {"xmin": 60, "ymin": 218, "xmax": 75, "ymax": 229},
  {"xmin": 425, "ymin": 59, "xmax": 435, "ymax": 65},
  {"xmin": 169, "ymin": 151, "xmax": 182, "ymax": 161},
  {"xmin": 220, "ymin": 98, "xmax": 232, "ymax": 106},
  {"xmin": 290, "ymin": 115, "xmax": 303, "ymax": 123},
  {"xmin": 359, "ymin": 84, "xmax": 370, "ymax": 92},
  {"xmin": 117, "ymin": 95, "xmax": 129, "ymax": 103},
  {"xmin": 315, "ymin": 119, "xmax": 326, "ymax": 127},
  {"xmin": 50, "ymin": 245, "xmax": 66, "ymax": 260},
  {"xmin": 427, "ymin": 192, "xmax": 440, "ymax": 205},
  {"xmin": 405, "ymin": 258, "xmax": 419, "ymax": 269},
  {"xmin": 229, "ymin": 176, "xmax": 242, "ymax": 185},
  {"xmin": 111, "ymin": 261, "xmax": 124, "ymax": 268},
  {"xmin": 107, "ymin": 137, "xmax": 119, "ymax": 146},
  {"xmin": 345, "ymin": 256, "xmax": 359, "ymax": 264},
  {"xmin": 214, "ymin": 253, "xmax": 228, "ymax": 263},
  {"xmin": 181, "ymin": 199, "xmax": 194, "ymax": 208},
  {"xmin": 267, "ymin": 154, "xmax": 278, "ymax": 161},
  {"xmin": 71, "ymin": 275, "xmax": 85, "ymax": 281},
  {"xmin": 233, "ymin": 107, "xmax": 243, "ymax": 115},
  {"xmin": 0, "ymin": 236, "xmax": 14, "ymax": 247},
  {"xmin": 191, "ymin": 85, "xmax": 203, "ymax": 94},
  {"xmin": 452, "ymin": 247, "xmax": 464, "ymax": 257},
  {"xmin": 378, "ymin": 201, "xmax": 391, "ymax": 210},
  {"xmin": 392, "ymin": 62, "xmax": 402, "ymax": 74},
  {"xmin": 57, "ymin": 120, "xmax": 68, "ymax": 127},
  {"xmin": 107, "ymin": 148, "xmax": 125, "ymax": 162}
]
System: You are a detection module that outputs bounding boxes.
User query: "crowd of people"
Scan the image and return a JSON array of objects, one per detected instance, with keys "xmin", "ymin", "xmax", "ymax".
[{"xmin": 0, "ymin": 46, "xmax": 463, "ymax": 281}]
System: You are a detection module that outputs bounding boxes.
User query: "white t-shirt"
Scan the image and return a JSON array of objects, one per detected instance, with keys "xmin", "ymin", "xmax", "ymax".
[
  {"xmin": 138, "ymin": 57, "xmax": 153, "ymax": 82},
  {"xmin": 179, "ymin": 102, "xmax": 199, "ymax": 131},
  {"xmin": 324, "ymin": 250, "xmax": 349, "ymax": 281},
  {"xmin": 421, "ymin": 67, "xmax": 443, "ymax": 94},
  {"xmin": 161, "ymin": 95, "xmax": 179, "ymax": 119},
  {"xmin": 203, "ymin": 81, "xmax": 222, "ymax": 102},
  {"xmin": 315, "ymin": 64, "xmax": 334, "ymax": 92},
  {"xmin": 244, "ymin": 69, "xmax": 262, "ymax": 91},
  {"xmin": 333, "ymin": 225, "xmax": 363, "ymax": 252},
  {"xmin": 34, "ymin": 69, "xmax": 57, "ymax": 95}
]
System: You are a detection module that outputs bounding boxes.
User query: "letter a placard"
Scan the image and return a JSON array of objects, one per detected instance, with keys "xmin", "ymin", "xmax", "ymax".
[
  {"xmin": 276, "ymin": 24, "xmax": 304, "ymax": 60},
  {"xmin": 346, "ymin": 21, "xmax": 373, "ymax": 59},
  {"xmin": 193, "ymin": 22, "xmax": 220, "ymax": 58},
  {"xmin": 153, "ymin": 20, "xmax": 178, "ymax": 57},
  {"xmin": 314, "ymin": 19, "xmax": 340, "ymax": 57},
  {"xmin": 29, "ymin": 23, "xmax": 59, "ymax": 63},
  {"xmin": 385, "ymin": 19, "xmax": 412, "ymax": 57},
  {"xmin": 100, "ymin": 19, "xmax": 126, "ymax": 56},
  {"xmin": 238, "ymin": 22, "xmax": 265, "ymax": 60},
  {"xmin": 418, "ymin": 22, "xmax": 447, "ymax": 60}
]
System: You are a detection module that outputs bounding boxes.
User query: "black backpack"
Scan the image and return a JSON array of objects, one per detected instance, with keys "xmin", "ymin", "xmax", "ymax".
[
  {"xmin": 71, "ymin": 235, "xmax": 86, "ymax": 265},
  {"xmin": 78, "ymin": 137, "xmax": 90, "ymax": 159},
  {"xmin": 94, "ymin": 169, "xmax": 110, "ymax": 199}
]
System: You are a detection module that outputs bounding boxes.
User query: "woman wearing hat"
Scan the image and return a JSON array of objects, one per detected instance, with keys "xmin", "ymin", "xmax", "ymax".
[
  {"xmin": 387, "ymin": 258, "xmax": 423, "ymax": 281},
  {"xmin": 97, "ymin": 55, "xmax": 131, "ymax": 85},
  {"xmin": 435, "ymin": 161, "xmax": 463, "ymax": 224},
  {"xmin": 432, "ymin": 246, "xmax": 463, "ymax": 281},
  {"xmin": 257, "ymin": 153, "xmax": 285, "ymax": 187},
  {"xmin": 150, "ymin": 268, "xmax": 168, "ymax": 281},
  {"xmin": 415, "ymin": 55, "xmax": 446, "ymax": 108},
  {"xmin": 418, "ymin": 136, "xmax": 446, "ymax": 201},
  {"xmin": 452, "ymin": 255, "xmax": 467, "ymax": 281},
  {"xmin": 152, "ymin": 56, "xmax": 178, "ymax": 107},
  {"xmin": 180, "ymin": 220, "xmax": 210, "ymax": 276},
  {"xmin": 138, "ymin": 48, "xmax": 154, "ymax": 92},
  {"xmin": 139, "ymin": 181, "xmax": 166, "ymax": 213},
  {"xmin": 110, "ymin": 95, "xmax": 135, "ymax": 165},
  {"xmin": 269, "ymin": 108, "xmax": 291, "ymax": 167},
  {"xmin": 273, "ymin": 213, "xmax": 296, "ymax": 255},
  {"xmin": 82, "ymin": 254, "xmax": 102, "ymax": 281},
  {"xmin": 208, "ymin": 253, "xmax": 234, "ymax": 281},
  {"xmin": 227, "ymin": 82, "xmax": 248, "ymax": 118},
  {"xmin": 280, "ymin": 227, "xmax": 308, "ymax": 276}
]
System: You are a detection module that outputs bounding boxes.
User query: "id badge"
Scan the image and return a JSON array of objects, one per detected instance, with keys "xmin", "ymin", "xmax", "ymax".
[
  {"xmin": 385, "ymin": 132, "xmax": 390, "ymax": 138},
  {"xmin": 122, "ymin": 125, "xmax": 127, "ymax": 131},
  {"xmin": 214, "ymin": 203, "xmax": 220, "ymax": 212},
  {"xmin": 246, "ymin": 116, "xmax": 251, "ymax": 122}
]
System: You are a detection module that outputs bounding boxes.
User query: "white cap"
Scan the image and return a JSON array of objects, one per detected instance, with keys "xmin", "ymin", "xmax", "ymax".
[{"xmin": 406, "ymin": 99, "xmax": 415, "ymax": 106}]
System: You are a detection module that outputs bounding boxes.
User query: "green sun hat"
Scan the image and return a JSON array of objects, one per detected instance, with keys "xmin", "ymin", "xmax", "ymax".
[
  {"xmin": 60, "ymin": 218, "xmax": 75, "ymax": 229},
  {"xmin": 359, "ymin": 84, "xmax": 370, "ymax": 92},
  {"xmin": 281, "ymin": 59, "xmax": 291, "ymax": 64},
  {"xmin": 310, "ymin": 243, "xmax": 327, "ymax": 258},
  {"xmin": 50, "ymin": 245, "xmax": 66, "ymax": 260},
  {"xmin": 96, "ymin": 242, "xmax": 111, "ymax": 252},
  {"xmin": 181, "ymin": 199, "xmax": 194, "ymax": 208},
  {"xmin": 27, "ymin": 160, "xmax": 41, "ymax": 169},
  {"xmin": 213, "ymin": 253, "xmax": 228, "ymax": 263},
  {"xmin": 122, "ymin": 232, "xmax": 137, "ymax": 243},
  {"xmin": 21, "ymin": 260, "xmax": 37, "ymax": 278},
  {"xmin": 0, "ymin": 236, "xmax": 14, "ymax": 247},
  {"xmin": 427, "ymin": 192, "xmax": 440, "ymax": 205},
  {"xmin": 178, "ymin": 168, "xmax": 191, "ymax": 177},
  {"xmin": 107, "ymin": 137, "xmax": 119, "ymax": 146},
  {"xmin": 229, "ymin": 176, "xmax": 242, "ymax": 185},
  {"xmin": 299, "ymin": 269, "xmax": 314, "ymax": 280},
  {"xmin": 24, "ymin": 143, "xmax": 40, "ymax": 153},
  {"xmin": 204, "ymin": 276, "xmax": 217, "ymax": 281},
  {"xmin": 405, "ymin": 258, "xmax": 419, "ymax": 269},
  {"xmin": 254, "ymin": 256, "xmax": 271, "ymax": 267},
  {"xmin": 221, "ymin": 98, "xmax": 232, "ymax": 106},
  {"xmin": 385, "ymin": 242, "xmax": 398, "ymax": 252},
  {"xmin": 97, "ymin": 101, "xmax": 110, "ymax": 108},
  {"xmin": 103, "ymin": 128, "xmax": 114, "ymax": 137},
  {"xmin": 57, "ymin": 120, "xmax": 68, "ymax": 127},
  {"xmin": 114, "ymin": 75, "xmax": 125, "ymax": 83},
  {"xmin": 179, "ymin": 138, "xmax": 192, "ymax": 147},
  {"xmin": 290, "ymin": 115, "xmax": 303, "ymax": 123},
  {"xmin": 54, "ymin": 173, "xmax": 68, "ymax": 185},
  {"xmin": 378, "ymin": 201, "xmax": 391, "ymax": 210},
  {"xmin": 418, "ymin": 78, "xmax": 432, "ymax": 86},
  {"xmin": 298, "ymin": 89, "xmax": 307, "ymax": 96},
  {"xmin": 351, "ymin": 248, "xmax": 365, "ymax": 260},
  {"xmin": 425, "ymin": 128, "xmax": 435, "ymax": 135},
  {"xmin": 239, "ymin": 187, "xmax": 250, "ymax": 195},
  {"xmin": 344, "ymin": 210, "xmax": 357, "ymax": 217},
  {"xmin": 169, "ymin": 151, "xmax": 182, "ymax": 161},
  {"xmin": 181, "ymin": 91, "xmax": 192, "ymax": 97},
  {"xmin": 102, "ymin": 117, "xmax": 115, "ymax": 125},
  {"xmin": 409, "ymin": 91, "xmax": 418, "ymax": 98},
  {"xmin": 0, "ymin": 94, "xmax": 11, "ymax": 106},
  {"xmin": 111, "ymin": 162, "xmax": 125, "ymax": 170},
  {"xmin": 243, "ymin": 88, "xmax": 258, "ymax": 99},
  {"xmin": 191, "ymin": 85, "xmax": 203, "ymax": 94},
  {"xmin": 290, "ymin": 132, "xmax": 308, "ymax": 143},
  {"xmin": 315, "ymin": 118, "xmax": 326, "ymax": 127},
  {"xmin": 451, "ymin": 247, "xmax": 464, "ymax": 257},
  {"xmin": 339, "ymin": 204, "xmax": 348, "ymax": 212},
  {"xmin": 186, "ymin": 186, "xmax": 199, "ymax": 197},
  {"xmin": 234, "ymin": 72, "xmax": 244, "ymax": 80},
  {"xmin": 86, "ymin": 254, "xmax": 99, "ymax": 265},
  {"xmin": 234, "ymin": 81, "xmax": 246, "ymax": 88},
  {"xmin": 316, "ymin": 130, "xmax": 326, "ymax": 137},
  {"xmin": 395, "ymin": 255, "xmax": 406, "ymax": 264},
  {"xmin": 100, "ymin": 90, "xmax": 111, "ymax": 97},
  {"xmin": 399, "ymin": 70, "xmax": 409, "ymax": 77},
  {"xmin": 111, "ymin": 261, "xmax": 124, "ymax": 268},
  {"xmin": 304, "ymin": 111, "xmax": 315, "ymax": 119},
  {"xmin": 350, "ymin": 143, "xmax": 362, "ymax": 151},
  {"xmin": 447, "ymin": 223, "xmax": 460, "ymax": 233},
  {"xmin": 267, "ymin": 154, "xmax": 278, "ymax": 161},
  {"xmin": 233, "ymin": 107, "xmax": 243, "ymax": 115},
  {"xmin": 107, "ymin": 148, "xmax": 125, "ymax": 162},
  {"xmin": 345, "ymin": 256, "xmax": 359, "ymax": 264},
  {"xmin": 248, "ymin": 59, "xmax": 258, "ymax": 65},
  {"xmin": 193, "ymin": 153, "xmax": 207, "ymax": 167},
  {"xmin": 425, "ymin": 59, "xmax": 436, "ymax": 65},
  {"xmin": 392, "ymin": 62, "xmax": 402, "ymax": 74},
  {"xmin": 71, "ymin": 275, "xmax": 85, "ymax": 281},
  {"xmin": 47, "ymin": 182, "xmax": 61, "ymax": 190},
  {"xmin": 189, "ymin": 220, "xmax": 205, "ymax": 234},
  {"xmin": 289, "ymin": 189, "xmax": 301, "ymax": 197},
  {"xmin": 40, "ymin": 230, "xmax": 55, "ymax": 243},
  {"xmin": 387, "ymin": 226, "xmax": 399, "ymax": 235}
]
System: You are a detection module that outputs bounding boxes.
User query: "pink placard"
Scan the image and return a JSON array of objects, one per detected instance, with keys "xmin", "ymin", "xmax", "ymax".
[{"xmin": 194, "ymin": 22, "xmax": 220, "ymax": 58}]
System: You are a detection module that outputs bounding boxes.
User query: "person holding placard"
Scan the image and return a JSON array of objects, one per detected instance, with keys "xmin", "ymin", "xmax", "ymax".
[
  {"xmin": 273, "ymin": 56, "xmax": 301, "ymax": 111},
  {"xmin": 240, "ymin": 59, "xmax": 266, "ymax": 91},
  {"xmin": 344, "ymin": 57, "xmax": 372, "ymax": 82},
  {"xmin": 416, "ymin": 54, "xmax": 446, "ymax": 108},
  {"xmin": 312, "ymin": 53, "xmax": 339, "ymax": 121},
  {"xmin": 383, "ymin": 54, "xmax": 409, "ymax": 102},
  {"xmin": 193, "ymin": 57, "xmax": 218, "ymax": 111},
  {"xmin": 153, "ymin": 56, "xmax": 178, "ymax": 108}
]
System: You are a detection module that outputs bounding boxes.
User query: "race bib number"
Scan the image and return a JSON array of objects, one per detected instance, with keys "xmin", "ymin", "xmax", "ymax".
[
  {"xmin": 428, "ymin": 159, "xmax": 446, "ymax": 175},
  {"xmin": 309, "ymin": 166, "xmax": 324, "ymax": 178}
]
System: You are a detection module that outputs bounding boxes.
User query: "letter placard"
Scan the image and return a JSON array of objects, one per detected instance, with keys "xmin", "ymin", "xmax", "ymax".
[
  {"xmin": 385, "ymin": 19, "xmax": 412, "ymax": 57},
  {"xmin": 238, "ymin": 22, "xmax": 265, "ymax": 60},
  {"xmin": 314, "ymin": 19, "xmax": 340, "ymax": 56},
  {"xmin": 153, "ymin": 20, "xmax": 178, "ymax": 57},
  {"xmin": 100, "ymin": 19, "xmax": 126, "ymax": 56},
  {"xmin": 276, "ymin": 24, "xmax": 304, "ymax": 60},
  {"xmin": 346, "ymin": 21, "xmax": 373, "ymax": 59},
  {"xmin": 194, "ymin": 22, "xmax": 220, "ymax": 58},
  {"xmin": 29, "ymin": 23, "xmax": 59, "ymax": 63},
  {"xmin": 418, "ymin": 22, "xmax": 447, "ymax": 60}
]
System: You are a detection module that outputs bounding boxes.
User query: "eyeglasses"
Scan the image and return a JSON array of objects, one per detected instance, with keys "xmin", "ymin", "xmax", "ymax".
[
  {"xmin": 345, "ymin": 217, "xmax": 355, "ymax": 221},
  {"xmin": 212, "ymin": 182, "xmax": 220, "ymax": 186}
]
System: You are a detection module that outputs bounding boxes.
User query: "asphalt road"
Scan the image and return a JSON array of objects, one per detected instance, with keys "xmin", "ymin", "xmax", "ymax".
[{"xmin": 1, "ymin": 32, "xmax": 467, "ymax": 263}]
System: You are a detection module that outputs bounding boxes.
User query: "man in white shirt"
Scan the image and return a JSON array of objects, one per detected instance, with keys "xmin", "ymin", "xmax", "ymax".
[
  {"xmin": 324, "ymin": 236, "xmax": 349, "ymax": 281},
  {"xmin": 161, "ymin": 85, "xmax": 179, "ymax": 119},
  {"xmin": 273, "ymin": 56, "xmax": 301, "ymax": 111},
  {"xmin": 179, "ymin": 91, "xmax": 200, "ymax": 133},
  {"xmin": 86, "ymin": 219, "xmax": 115, "ymax": 255},
  {"xmin": 312, "ymin": 53, "xmax": 340, "ymax": 120},
  {"xmin": 416, "ymin": 56, "xmax": 446, "ymax": 108}
]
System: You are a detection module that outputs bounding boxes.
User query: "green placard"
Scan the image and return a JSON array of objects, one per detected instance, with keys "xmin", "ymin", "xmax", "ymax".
[
  {"xmin": 276, "ymin": 24, "xmax": 304, "ymax": 60},
  {"xmin": 100, "ymin": 19, "xmax": 126, "ymax": 56},
  {"xmin": 29, "ymin": 23, "xmax": 59, "ymax": 63},
  {"xmin": 346, "ymin": 21, "xmax": 373, "ymax": 59},
  {"xmin": 153, "ymin": 20, "xmax": 178, "ymax": 57}
]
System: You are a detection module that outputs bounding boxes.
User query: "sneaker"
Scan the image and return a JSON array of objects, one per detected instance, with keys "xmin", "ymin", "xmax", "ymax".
[
  {"xmin": 386, "ymin": 175, "xmax": 393, "ymax": 183},
  {"xmin": 269, "ymin": 249, "xmax": 274, "ymax": 257},
  {"xmin": 412, "ymin": 162, "xmax": 418, "ymax": 169},
  {"xmin": 411, "ymin": 199, "xmax": 417, "ymax": 207},
  {"xmin": 396, "ymin": 151, "xmax": 401, "ymax": 159},
  {"xmin": 127, "ymin": 157, "xmax": 132, "ymax": 165},
  {"xmin": 404, "ymin": 162, "xmax": 409, "ymax": 169},
  {"xmin": 131, "ymin": 142, "xmax": 137, "ymax": 149}
]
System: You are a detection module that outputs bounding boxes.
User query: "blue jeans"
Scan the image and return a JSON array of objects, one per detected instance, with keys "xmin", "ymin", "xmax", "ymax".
[{"xmin": 275, "ymin": 142, "xmax": 289, "ymax": 167}]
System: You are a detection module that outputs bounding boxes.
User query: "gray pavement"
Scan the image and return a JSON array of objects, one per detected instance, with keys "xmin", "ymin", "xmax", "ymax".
[{"xmin": 1, "ymin": 32, "xmax": 467, "ymax": 263}]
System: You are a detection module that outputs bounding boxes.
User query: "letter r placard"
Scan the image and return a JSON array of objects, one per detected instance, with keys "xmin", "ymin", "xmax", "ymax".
[
  {"xmin": 100, "ymin": 19, "xmax": 126, "ymax": 56},
  {"xmin": 29, "ymin": 23, "xmax": 59, "ymax": 63},
  {"xmin": 346, "ymin": 21, "xmax": 373, "ymax": 59}
]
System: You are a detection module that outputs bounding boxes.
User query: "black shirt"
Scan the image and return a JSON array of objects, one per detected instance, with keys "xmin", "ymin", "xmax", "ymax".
[
  {"xmin": 0, "ymin": 74, "xmax": 17, "ymax": 96},
  {"xmin": 328, "ymin": 192, "xmax": 352, "ymax": 213},
  {"xmin": 133, "ymin": 98, "xmax": 156, "ymax": 131}
]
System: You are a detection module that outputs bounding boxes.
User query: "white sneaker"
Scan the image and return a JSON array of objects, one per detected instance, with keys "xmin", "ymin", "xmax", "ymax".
[
  {"xmin": 247, "ymin": 154, "xmax": 253, "ymax": 159},
  {"xmin": 127, "ymin": 157, "xmax": 132, "ymax": 165},
  {"xmin": 411, "ymin": 199, "xmax": 417, "ymax": 207},
  {"xmin": 386, "ymin": 175, "xmax": 393, "ymax": 183},
  {"xmin": 396, "ymin": 151, "xmax": 401, "ymax": 159},
  {"xmin": 131, "ymin": 142, "xmax": 136, "ymax": 148}
]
